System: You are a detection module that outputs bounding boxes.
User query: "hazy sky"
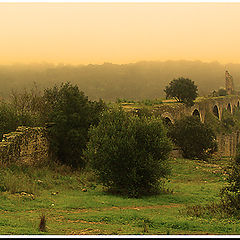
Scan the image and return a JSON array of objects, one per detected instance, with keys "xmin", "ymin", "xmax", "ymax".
[{"xmin": 1, "ymin": 2, "xmax": 240, "ymax": 65}]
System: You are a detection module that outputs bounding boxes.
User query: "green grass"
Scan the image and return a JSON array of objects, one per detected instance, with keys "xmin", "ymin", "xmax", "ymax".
[{"xmin": 0, "ymin": 157, "xmax": 237, "ymax": 235}]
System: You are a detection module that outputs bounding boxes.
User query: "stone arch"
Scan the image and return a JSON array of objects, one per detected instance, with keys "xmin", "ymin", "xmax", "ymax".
[
  {"xmin": 237, "ymin": 101, "xmax": 240, "ymax": 108},
  {"xmin": 192, "ymin": 109, "xmax": 200, "ymax": 119},
  {"xmin": 227, "ymin": 103, "xmax": 232, "ymax": 113},
  {"xmin": 161, "ymin": 112, "xmax": 175, "ymax": 124},
  {"xmin": 163, "ymin": 117, "xmax": 173, "ymax": 126},
  {"xmin": 213, "ymin": 105, "xmax": 220, "ymax": 119}
]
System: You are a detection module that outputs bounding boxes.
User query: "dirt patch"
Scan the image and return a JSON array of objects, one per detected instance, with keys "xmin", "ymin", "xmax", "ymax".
[{"xmin": 55, "ymin": 203, "xmax": 183, "ymax": 214}]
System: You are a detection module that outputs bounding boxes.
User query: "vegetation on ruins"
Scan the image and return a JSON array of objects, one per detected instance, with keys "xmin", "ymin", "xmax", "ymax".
[
  {"xmin": 218, "ymin": 88, "xmax": 228, "ymax": 96},
  {"xmin": 204, "ymin": 109, "xmax": 240, "ymax": 135},
  {"xmin": 164, "ymin": 77, "xmax": 198, "ymax": 107},
  {"xmin": 0, "ymin": 103, "xmax": 19, "ymax": 139},
  {"xmin": 83, "ymin": 107, "xmax": 172, "ymax": 197},
  {"xmin": 169, "ymin": 116, "xmax": 217, "ymax": 160}
]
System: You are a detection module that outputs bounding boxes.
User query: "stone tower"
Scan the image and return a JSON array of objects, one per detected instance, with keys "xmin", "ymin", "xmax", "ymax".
[{"xmin": 225, "ymin": 70, "xmax": 234, "ymax": 95}]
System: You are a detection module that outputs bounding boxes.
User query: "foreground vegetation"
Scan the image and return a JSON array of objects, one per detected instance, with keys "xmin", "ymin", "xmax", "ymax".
[
  {"xmin": 0, "ymin": 157, "xmax": 238, "ymax": 235},
  {"xmin": 1, "ymin": 81, "xmax": 240, "ymax": 235}
]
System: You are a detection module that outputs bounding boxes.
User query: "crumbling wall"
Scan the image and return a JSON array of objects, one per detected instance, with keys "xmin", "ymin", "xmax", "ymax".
[
  {"xmin": 225, "ymin": 70, "xmax": 234, "ymax": 95},
  {"xmin": 169, "ymin": 132, "xmax": 240, "ymax": 159},
  {"xmin": 0, "ymin": 126, "xmax": 49, "ymax": 165},
  {"xmin": 216, "ymin": 131, "xmax": 240, "ymax": 157}
]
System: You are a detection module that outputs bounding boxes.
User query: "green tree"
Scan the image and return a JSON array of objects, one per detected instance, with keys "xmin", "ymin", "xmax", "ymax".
[
  {"xmin": 44, "ymin": 82, "xmax": 106, "ymax": 169},
  {"xmin": 164, "ymin": 77, "xmax": 198, "ymax": 107},
  {"xmin": 83, "ymin": 107, "xmax": 172, "ymax": 197},
  {"xmin": 0, "ymin": 103, "xmax": 19, "ymax": 140},
  {"xmin": 9, "ymin": 82, "xmax": 45, "ymax": 127},
  {"xmin": 218, "ymin": 88, "xmax": 227, "ymax": 96},
  {"xmin": 169, "ymin": 116, "xmax": 217, "ymax": 160},
  {"xmin": 220, "ymin": 145, "xmax": 240, "ymax": 216}
]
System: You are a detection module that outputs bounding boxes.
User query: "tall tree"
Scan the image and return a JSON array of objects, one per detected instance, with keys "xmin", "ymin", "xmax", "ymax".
[{"xmin": 164, "ymin": 77, "xmax": 198, "ymax": 107}]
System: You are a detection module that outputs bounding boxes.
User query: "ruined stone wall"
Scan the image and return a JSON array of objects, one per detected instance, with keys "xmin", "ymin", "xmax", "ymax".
[
  {"xmin": 0, "ymin": 126, "xmax": 49, "ymax": 165},
  {"xmin": 216, "ymin": 131, "xmax": 240, "ymax": 157},
  {"xmin": 225, "ymin": 70, "xmax": 234, "ymax": 95},
  {"xmin": 170, "ymin": 132, "xmax": 240, "ymax": 159}
]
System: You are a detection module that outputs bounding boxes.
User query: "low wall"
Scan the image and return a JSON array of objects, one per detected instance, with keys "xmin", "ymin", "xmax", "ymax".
[
  {"xmin": 0, "ymin": 125, "xmax": 238, "ymax": 165},
  {"xmin": 0, "ymin": 126, "xmax": 49, "ymax": 165}
]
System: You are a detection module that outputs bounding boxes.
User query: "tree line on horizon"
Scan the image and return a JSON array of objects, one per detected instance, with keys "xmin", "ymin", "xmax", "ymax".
[{"xmin": 0, "ymin": 60, "xmax": 239, "ymax": 101}]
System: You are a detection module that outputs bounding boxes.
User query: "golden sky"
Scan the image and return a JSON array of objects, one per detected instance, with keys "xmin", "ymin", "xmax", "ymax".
[{"xmin": 1, "ymin": 2, "xmax": 240, "ymax": 65}]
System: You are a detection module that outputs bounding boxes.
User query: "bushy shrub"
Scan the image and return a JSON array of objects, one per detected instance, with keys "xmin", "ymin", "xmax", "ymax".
[
  {"xmin": 0, "ymin": 103, "xmax": 19, "ymax": 139},
  {"xmin": 43, "ymin": 82, "xmax": 106, "ymax": 169},
  {"xmin": 221, "ymin": 109, "xmax": 240, "ymax": 133},
  {"xmin": 135, "ymin": 107, "xmax": 154, "ymax": 118},
  {"xmin": 83, "ymin": 107, "xmax": 172, "ymax": 197},
  {"xmin": 169, "ymin": 116, "xmax": 217, "ymax": 160},
  {"xmin": 218, "ymin": 88, "xmax": 227, "ymax": 96},
  {"xmin": 220, "ymin": 145, "xmax": 240, "ymax": 216},
  {"xmin": 9, "ymin": 82, "xmax": 45, "ymax": 126}
]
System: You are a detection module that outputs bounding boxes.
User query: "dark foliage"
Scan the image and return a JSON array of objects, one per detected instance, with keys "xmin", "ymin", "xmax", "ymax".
[
  {"xmin": 44, "ymin": 82, "xmax": 106, "ymax": 169},
  {"xmin": 218, "ymin": 88, "xmax": 227, "ymax": 96},
  {"xmin": 0, "ymin": 103, "xmax": 19, "ymax": 140},
  {"xmin": 164, "ymin": 77, "xmax": 198, "ymax": 107},
  {"xmin": 83, "ymin": 107, "xmax": 172, "ymax": 197},
  {"xmin": 169, "ymin": 116, "xmax": 217, "ymax": 160},
  {"xmin": 220, "ymin": 145, "xmax": 240, "ymax": 216}
]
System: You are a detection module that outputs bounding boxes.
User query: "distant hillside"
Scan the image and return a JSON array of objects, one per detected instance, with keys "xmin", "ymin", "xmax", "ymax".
[{"xmin": 0, "ymin": 60, "xmax": 239, "ymax": 101}]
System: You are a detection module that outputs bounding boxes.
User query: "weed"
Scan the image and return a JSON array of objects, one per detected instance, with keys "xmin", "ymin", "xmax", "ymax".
[{"xmin": 39, "ymin": 213, "xmax": 47, "ymax": 232}]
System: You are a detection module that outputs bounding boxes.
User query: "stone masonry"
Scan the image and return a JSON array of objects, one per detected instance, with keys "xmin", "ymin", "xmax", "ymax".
[
  {"xmin": 0, "ymin": 126, "xmax": 49, "ymax": 165},
  {"xmin": 225, "ymin": 70, "xmax": 234, "ymax": 95}
]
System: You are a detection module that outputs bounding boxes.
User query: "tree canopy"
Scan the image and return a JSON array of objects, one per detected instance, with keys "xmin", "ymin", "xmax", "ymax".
[
  {"xmin": 44, "ymin": 82, "xmax": 106, "ymax": 169},
  {"xmin": 83, "ymin": 107, "xmax": 172, "ymax": 197},
  {"xmin": 169, "ymin": 116, "xmax": 217, "ymax": 160},
  {"xmin": 164, "ymin": 77, "xmax": 198, "ymax": 107}
]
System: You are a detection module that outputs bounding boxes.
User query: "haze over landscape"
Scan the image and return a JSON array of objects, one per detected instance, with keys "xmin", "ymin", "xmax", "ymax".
[
  {"xmin": 1, "ymin": 2, "xmax": 240, "ymax": 65},
  {"xmin": 1, "ymin": 2, "xmax": 240, "ymax": 100}
]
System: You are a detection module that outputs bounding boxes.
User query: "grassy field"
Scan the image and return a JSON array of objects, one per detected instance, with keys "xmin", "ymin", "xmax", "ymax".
[{"xmin": 0, "ymin": 157, "xmax": 238, "ymax": 235}]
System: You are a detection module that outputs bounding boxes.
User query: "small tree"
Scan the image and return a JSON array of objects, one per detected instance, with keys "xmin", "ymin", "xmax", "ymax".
[
  {"xmin": 0, "ymin": 103, "xmax": 19, "ymax": 140},
  {"xmin": 9, "ymin": 82, "xmax": 45, "ymax": 126},
  {"xmin": 169, "ymin": 116, "xmax": 217, "ymax": 160},
  {"xmin": 220, "ymin": 145, "xmax": 240, "ymax": 216},
  {"xmin": 83, "ymin": 107, "xmax": 172, "ymax": 197},
  {"xmin": 44, "ymin": 82, "xmax": 106, "ymax": 169},
  {"xmin": 218, "ymin": 88, "xmax": 227, "ymax": 96},
  {"xmin": 164, "ymin": 77, "xmax": 198, "ymax": 107}
]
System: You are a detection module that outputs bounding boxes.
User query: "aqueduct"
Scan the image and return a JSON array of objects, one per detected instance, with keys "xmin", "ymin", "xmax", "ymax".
[{"xmin": 152, "ymin": 95, "xmax": 240, "ymax": 124}]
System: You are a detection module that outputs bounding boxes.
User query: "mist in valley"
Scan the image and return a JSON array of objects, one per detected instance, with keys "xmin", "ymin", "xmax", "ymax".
[{"xmin": 0, "ymin": 60, "xmax": 239, "ymax": 102}]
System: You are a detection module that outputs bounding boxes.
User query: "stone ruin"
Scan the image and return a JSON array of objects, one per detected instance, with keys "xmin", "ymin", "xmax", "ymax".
[
  {"xmin": 225, "ymin": 70, "xmax": 234, "ymax": 95},
  {"xmin": 0, "ymin": 126, "xmax": 49, "ymax": 165}
]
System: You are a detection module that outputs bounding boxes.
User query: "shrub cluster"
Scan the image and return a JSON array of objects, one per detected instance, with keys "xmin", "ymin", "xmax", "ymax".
[
  {"xmin": 83, "ymin": 107, "xmax": 172, "ymax": 197},
  {"xmin": 43, "ymin": 83, "xmax": 106, "ymax": 169},
  {"xmin": 169, "ymin": 116, "xmax": 217, "ymax": 160},
  {"xmin": 220, "ymin": 145, "xmax": 240, "ymax": 216}
]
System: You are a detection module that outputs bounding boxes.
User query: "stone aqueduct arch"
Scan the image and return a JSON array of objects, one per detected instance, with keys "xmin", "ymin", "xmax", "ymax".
[
  {"xmin": 213, "ymin": 105, "xmax": 220, "ymax": 119},
  {"xmin": 227, "ymin": 103, "xmax": 232, "ymax": 113},
  {"xmin": 158, "ymin": 96, "xmax": 240, "ymax": 124},
  {"xmin": 161, "ymin": 112, "xmax": 175, "ymax": 124}
]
